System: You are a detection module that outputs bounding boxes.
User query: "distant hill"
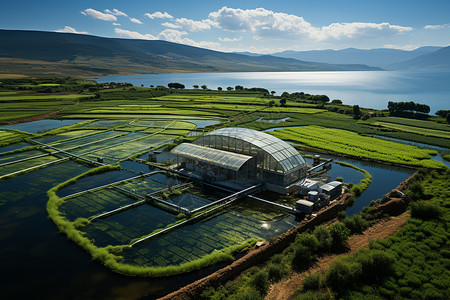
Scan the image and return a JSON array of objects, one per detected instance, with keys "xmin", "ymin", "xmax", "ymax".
[
  {"xmin": 271, "ymin": 47, "xmax": 442, "ymax": 68},
  {"xmin": 0, "ymin": 29, "xmax": 380, "ymax": 78},
  {"xmin": 387, "ymin": 46, "xmax": 450, "ymax": 70}
]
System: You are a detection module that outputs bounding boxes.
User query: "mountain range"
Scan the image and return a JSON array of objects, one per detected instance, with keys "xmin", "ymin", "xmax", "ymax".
[
  {"xmin": 269, "ymin": 46, "xmax": 449, "ymax": 70},
  {"xmin": 0, "ymin": 29, "xmax": 380, "ymax": 78}
]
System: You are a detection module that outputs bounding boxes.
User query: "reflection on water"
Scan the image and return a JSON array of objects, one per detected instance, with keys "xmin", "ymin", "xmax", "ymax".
[{"xmin": 93, "ymin": 70, "xmax": 450, "ymax": 112}]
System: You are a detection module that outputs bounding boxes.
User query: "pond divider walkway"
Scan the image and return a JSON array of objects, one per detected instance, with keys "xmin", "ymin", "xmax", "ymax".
[
  {"xmin": 307, "ymin": 159, "xmax": 333, "ymax": 173},
  {"xmin": 63, "ymin": 170, "xmax": 163, "ymax": 199},
  {"xmin": 28, "ymin": 139, "xmax": 106, "ymax": 166},
  {"xmin": 247, "ymin": 195, "xmax": 299, "ymax": 215}
]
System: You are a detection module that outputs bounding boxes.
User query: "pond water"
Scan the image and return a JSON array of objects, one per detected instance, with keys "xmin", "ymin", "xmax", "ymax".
[
  {"xmin": 304, "ymin": 152, "xmax": 415, "ymax": 217},
  {"xmin": 257, "ymin": 117, "xmax": 290, "ymax": 123},
  {"xmin": 0, "ymin": 119, "xmax": 83, "ymax": 134},
  {"xmin": 93, "ymin": 70, "xmax": 450, "ymax": 113},
  {"xmin": 372, "ymin": 135, "xmax": 450, "ymax": 168}
]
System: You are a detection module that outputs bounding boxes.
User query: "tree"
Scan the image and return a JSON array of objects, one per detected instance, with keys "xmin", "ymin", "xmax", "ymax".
[
  {"xmin": 192, "ymin": 85, "xmax": 199, "ymax": 89},
  {"xmin": 168, "ymin": 82, "xmax": 185, "ymax": 89},
  {"xmin": 447, "ymin": 113, "xmax": 450, "ymax": 124},
  {"xmin": 235, "ymin": 85, "xmax": 244, "ymax": 90},
  {"xmin": 331, "ymin": 99, "xmax": 342, "ymax": 104},
  {"xmin": 281, "ymin": 92, "xmax": 290, "ymax": 98},
  {"xmin": 279, "ymin": 98, "xmax": 287, "ymax": 107},
  {"xmin": 271, "ymin": 91, "xmax": 276, "ymax": 96},
  {"xmin": 217, "ymin": 87, "xmax": 222, "ymax": 91},
  {"xmin": 201, "ymin": 85, "xmax": 208, "ymax": 90},
  {"xmin": 353, "ymin": 105, "xmax": 361, "ymax": 119},
  {"xmin": 226, "ymin": 86, "xmax": 233, "ymax": 91}
]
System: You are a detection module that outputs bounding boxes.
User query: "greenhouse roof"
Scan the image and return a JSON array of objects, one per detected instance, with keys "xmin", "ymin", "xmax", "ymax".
[
  {"xmin": 171, "ymin": 143, "xmax": 253, "ymax": 171},
  {"xmin": 202, "ymin": 127, "xmax": 306, "ymax": 172}
]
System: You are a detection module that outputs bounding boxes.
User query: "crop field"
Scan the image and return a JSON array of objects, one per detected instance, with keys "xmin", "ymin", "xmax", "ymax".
[
  {"xmin": 271, "ymin": 126, "xmax": 446, "ymax": 168},
  {"xmin": 369, "ymin": 121, "xmax": 450, "ymax": 139},
  {"xmin": 371, "ymin": 116, "xmax": 450, "ymax": 131}
]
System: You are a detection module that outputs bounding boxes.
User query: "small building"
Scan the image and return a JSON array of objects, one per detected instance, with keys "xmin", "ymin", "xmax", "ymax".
[
  {"xmin": 319, "ymin": 181, "xmax": 342, "ymax": 200},
  {"xmin": 296, "ymin": 199, "xmax": 315, "ymax": 214},
  {"xmin": 308, "ymin": 190, "xmax": 319, "ymax": 202},
  {"xmin": 298, "ymin": 179, "xmax": 319, "ymax": 196}
]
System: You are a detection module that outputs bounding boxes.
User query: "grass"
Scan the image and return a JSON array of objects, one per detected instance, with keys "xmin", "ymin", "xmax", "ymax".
[
  {"xmin": 336, "ymin": 162, "xmax": 372, "ymax": 198},
  {"xmin": 369, "ymin": 121, "xmax": 450, "ymax": 139},
  {"xmin": 271, "ymin": 126, "xmax": 446, "ymax": 168}
]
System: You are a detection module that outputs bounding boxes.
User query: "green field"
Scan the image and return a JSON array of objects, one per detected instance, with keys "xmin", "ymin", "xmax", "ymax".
[
  {"xmin": 271, "ymin": 126, "xmax": 445, "ymax": 168},
  {"xmin": 369, "ymin": 121, "xmax": 450, "ymax": 139}
]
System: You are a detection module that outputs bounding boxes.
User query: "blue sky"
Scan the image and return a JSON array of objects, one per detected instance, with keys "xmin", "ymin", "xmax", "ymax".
[{"xmin": 1, "ymin": 0, "xmax": 450, "ymax": 53}]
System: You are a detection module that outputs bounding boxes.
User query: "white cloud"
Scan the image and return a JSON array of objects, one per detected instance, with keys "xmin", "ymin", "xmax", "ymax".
[
  {"xmin": 162, "ymin": 22, "xmax": 182, "ymax": 29},
  {"xmin": 130, "ymin": 17, "xmax": 143, "ymax": 24},
  {"xmin": 55, "ymin": 26, "xmax": 88, "ymax": 34},
  {"xmin": 81, "ymin": 8, "xmax": 117, "ymax": 21},
  {"xmin": 218, "ymin": 36, "xmax": 243, "ymax": 42},
  {"xmin": 424, "ymin": 24, "xmax": 448, "ymax": 30},
  {"xmin": 114, "ymin": 28, "xmax": 157, "ymax": 40},
  {"xmin": 111, "ymin": 9, "xmax": 128, "ymax": 17},
  {"xmin": 383, "ymin": 44, "xmax": 419, "ymax": 51},
  {"xmin": 145, "ymin": 11, "xmax": 173, "ymax": 19},
  {"xmin": 208, "ymin": 7, "xmax": 412, "ymax": 41},
  {"xmin": 157, "ymin": 29, "xmax": 219, "ymax": 49},
  {"xmin": 174, "ymin": 18, "xmax": 211, "ymax": 31},
  {"xmin": 113, "ymin": 23, "xmax": 121, "ymax": 26},
  {"xmin": 113, "ymin": 28, "xmax": 219, "ymax": 50},
  {"xmin": 311, "ymin": 22, "xmax": 412, "ymax": 41}
]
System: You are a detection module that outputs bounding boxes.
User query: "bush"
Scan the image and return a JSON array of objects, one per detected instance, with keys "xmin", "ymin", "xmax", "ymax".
[
  {"xmin": 325, "ymin": 258, "xmax": 362, "ymax": 290},
  {"xmin": 302, "ymin": 272, "xmax": 323, "ymax": 291},
  {"xmin": 343, "ymin": 214, "xmax": 369, "ymax": 234},
  {"xmin": 249, "ymin": 270, "xmax": 270, "ymax": 295},
  {"xmin": 410, "ymin": 201, "xmax": 442, "ymax": 220},
  {"xmin": 351, "ymin": 185, "xmax": 362, "ymax": 197},
  {"xmin": 313, "ymin": 226, "xmax": 333, "ymax": 251},
  {"xmin": 329, "ymin": 223, "xmax": 350, "ymax": 249},
  {"xmin": 267, "ymin": 263, "xmax": 287, "ymax": 282}
]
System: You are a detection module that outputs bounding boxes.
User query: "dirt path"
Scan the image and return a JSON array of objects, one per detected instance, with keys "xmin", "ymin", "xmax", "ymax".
[{"xmin": 265, "ymin": 212, "xmax": 410, "ymax": 300}]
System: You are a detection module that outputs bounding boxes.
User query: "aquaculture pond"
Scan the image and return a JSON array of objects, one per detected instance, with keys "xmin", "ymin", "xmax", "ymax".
[{"xmin": 0, "ymin": 119, "xmax": 84, "ymax": 134}]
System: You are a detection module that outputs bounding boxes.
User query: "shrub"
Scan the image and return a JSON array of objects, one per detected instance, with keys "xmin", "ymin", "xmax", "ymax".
[
  {"xmin": 325, "ymin": 258, "xmax": 362, "ymax": 290},
  {"xmin": 410, "ymin": 201, "xmax": 442, "ymax": 220},
  {"xmin": 249, "ymin": 270, "xmax": 270, "ymax": 295},
  {"xmin": 343, "ymin": 214, "xmax": 369, "ymax": 234},
  {"xmin": 351, "ymin": 185, "xmax": 362, "ymax": 197},
  {"xmin": 313, "ymin": 226, "xmax": 333, "ymax": 251},
  {"xmin": 329, "ymin": 223, "xmax": 350, "ymax": 249},
  {"xmin": 334, "ymin": 176, "xmax": 343, "ymax": 182},
  {"xmin": 302, "ymin": 272, "xmax": 323, "ymax": 291},
  {"xmin": 267, "ymin": 263, "xmax": 287, "ymax": 282}
]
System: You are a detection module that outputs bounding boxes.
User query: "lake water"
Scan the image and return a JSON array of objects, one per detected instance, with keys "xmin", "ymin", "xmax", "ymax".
[{"xmin": 93, "ymin": 70, "xmax": 450, "ymax": 113}]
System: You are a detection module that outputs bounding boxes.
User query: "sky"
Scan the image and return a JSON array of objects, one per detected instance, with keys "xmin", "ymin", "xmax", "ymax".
[{"xmin": 1, "ymin": 0, "xmax": 450, "ymax": 53}]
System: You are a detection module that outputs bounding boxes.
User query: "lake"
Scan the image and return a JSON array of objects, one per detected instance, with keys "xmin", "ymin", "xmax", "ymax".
[{"xmin": 93, "ymin": 70, "xmax": 450, "ymax": 113}]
